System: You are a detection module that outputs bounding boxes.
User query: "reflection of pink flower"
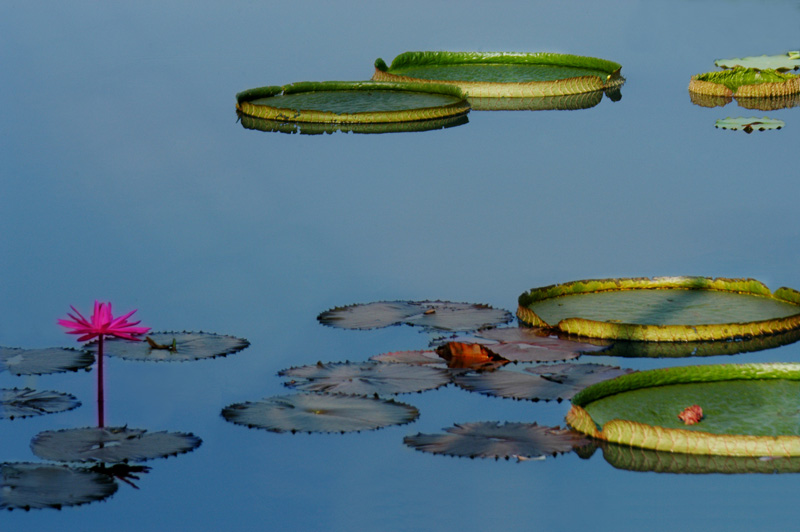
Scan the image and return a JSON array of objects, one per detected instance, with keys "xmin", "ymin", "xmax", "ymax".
[{"xmin": 59, "ymin": 301, "xmax": 150, "ymax": 342}]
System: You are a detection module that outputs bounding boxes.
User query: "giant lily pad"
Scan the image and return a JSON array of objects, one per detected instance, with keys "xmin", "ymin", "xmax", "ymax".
[
  {"xmin": 236, "ymin": 81, "xmax": 470, "ymax": 124},
  {"xmin": 715, "ymin": 116, "xmax": 784, "ymax": 133},
  {"xmin": 91, "ymin": 331, "xmax": 250, "ymax": 362},
  {"xmin": 517, "ymin": 276, "xmax": 800, "ymax": 342},
  {"xmin": 0, "ymin": 462, "xmax": 118, "ymax": 511},
  {"xmin": 31, "ymin": 426, "xmax": 202, "ymax": 463},
  {"xmin": 689, "ymin": 67, "xmax": 800, "ymax": 98},
  {"xmin": 568, "ymin": 363, "xmax": 800, "ymax": 457},
  {"xmin": 472, "ymin": 327, "xmax": 608, "ymax": 362},
  {"xmin": 404, "ymin": 421, "xmax": 588, "ymax": 460},
  {"xmin": 454, "ymin": 364, "xmax": 633, "ymax": 402},
  {"xmin": 467, "ymin": 91, "xmax": 604, "ymax": 111},
  {"xmin": 280, "ymin": 361, "xmax": 450, "ymax": 395},
  {"xmin": 715, "ymin": 52, "xmax": 800, "ymax": 72},
  {"xmin": 238, "ymin": 112, "xmax": 469, "ymax": 135},
  {"xmin": 373, "ymin": 52, "xmax": 624, "ymax": 97},
  {"xmin": 318, "ymin": 300, "xmax": 512, "ymax": 331},
  {"xmin": 1, "ymin": 388, "xmax": 80, "ymax": 420},
  {"xmin": 222, "ymin": 393, "xmax": 419, "ymax": 434},
  {"xmin": 0, "ymin": 347, "xmax": 93, "ymax": 375}
]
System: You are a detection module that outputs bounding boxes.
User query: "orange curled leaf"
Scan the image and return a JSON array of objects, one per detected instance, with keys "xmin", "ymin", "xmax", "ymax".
[
  {"xmin": 678, "ymin": 405, "xmax": 704, "ymax": 425},
  {"xmin": 435, "ymin": 342, "xmax": 507, "ymax": 369}
]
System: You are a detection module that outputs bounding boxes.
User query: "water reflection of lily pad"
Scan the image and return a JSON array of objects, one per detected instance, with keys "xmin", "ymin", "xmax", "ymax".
[
  {"xmin": 715, "ymin": 117, "xmax": 784, "ymax": 133},
  {"xmin": 715, "ymin": 52, "xmax": 800, "ymax": 72},
  {"xmin": 0, "ymin": 347, "xmax": 93, "ymax": 375},
  {"xmin": 404, "ymin": 421, "xmax": 588, "ymax": 460},
  {"xmin": 1, "ymin": 388, "xmax": 81, "ymax": 420},
  {"xmin": 221, "ymin": 393, "xmax": 419, "ymax": 434},
  {"xmin": 318, "ymin": 300, "xmax": 513, "ymax": 331},
  {"xmin": 92, "ymin": 331, "xmax": 250, "ymax": 362},
  {"xmin": 0, "ymin": 462, "xmax": 118, "ymax": 511},
  {"xmin": 238, "ymin": 112, "xmax": 469, "ymax": 135},
  {"xmin": 454, "ymin": 364, "xmax": 633, "ymax": 402},
  {"xmin": 31, "ymin": 427, "xmax": 202, "ymax": 463},
  {"xmin": 280, "ymin": 362, "xmax": 450, "ymax": 395},
  {"xmin": 473, "ymin": 327, "xmax": 607, "ymax": 362}
]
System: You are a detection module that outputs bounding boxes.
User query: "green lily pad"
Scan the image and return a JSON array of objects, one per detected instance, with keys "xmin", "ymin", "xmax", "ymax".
[
  {"xmin": 91, "ymin": 331, "xmax": 250, "ymax": 362},
  {"xmin": 403, "ymin": 421, "xmax": 588, "ymax": 460},
  {"xmin": 454, "ymin": 364, "xmax": 633, "ymax": 402},
  {"xmin": 1, "ymin": 388, "xmax": 80, "ymax": 420},
  {"xmin": 221, "ymin": 393, "xmax": 419, "ymax": 434},
  {"xmin": 373, "ymin": 52, "xmax": 624, "ymax": 97},
  {"xmin": 31, "ymin": 426, "xmax": 202, "ymax": 463},
  {"xmin": 689, "ymin": 67, "xmax": 800, "ymax": 97},
  {"xmin": 472, "ymin": 327, "xmax": 608, "ymax": 362},
  {"xmin": 0, "ymin": 347, "xmax": 93, "ymax": 375},
  {"xmin": 318, "ymin": 300, "xmax": 513, "ymax": 331},
  {"xmin": 715, "ymin": 52, "xmax": 800, "ymax": 72},
  {"xmin": 0, "ymin": 462, "xmax": 118, "ymax": 511},
  {"xmin": 280, "ymin": 361, "xmax": 451, "ymax": 395},
  {"xmin": 518, "ymin": 276, "xmax": 800, "ymax": 342},
  {"xmin": 236, "ymin": 81, "xmax": 470, "ymax": 124},
  {"xmin": 715, "ymin": 117, "xmax": 784, "ymax": 133},
  {"xmin": 467, "ymin": 90, "xmax": 605, "ymax": 111}
]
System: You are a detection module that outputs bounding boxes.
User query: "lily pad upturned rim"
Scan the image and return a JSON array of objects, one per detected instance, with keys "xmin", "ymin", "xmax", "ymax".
[
  {"xmin": 238, "ymin": 111, "xmax": 469, "ymax": 135},
  {"xmin": 236, "ymin": 81, "xmax": 470, "ymax": 124},
  {"xmin": 688, "ymin": 67, "xmax": 800, "ymax": 98},
  {"xmin": 567, "ymin": 363, "xmax": 800, "ymax": 457},
  {"xmin": 517, "ymin": 276, "xmax": 800, "ymax": 342},
  {"xmin": 373, "ymin": 51, "xmax": 624, "ymax": 98}
]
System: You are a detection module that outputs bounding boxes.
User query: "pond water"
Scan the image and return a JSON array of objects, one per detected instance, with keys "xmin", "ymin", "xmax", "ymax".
[{"xmin": 2, "ymin": 1, "xmax": 800, "ymax": 530}]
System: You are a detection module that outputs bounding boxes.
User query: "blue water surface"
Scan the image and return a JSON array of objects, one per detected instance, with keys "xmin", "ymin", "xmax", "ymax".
[{"xmin": 2, "ymin": 1, "xmax": 800, "ymax": 531}]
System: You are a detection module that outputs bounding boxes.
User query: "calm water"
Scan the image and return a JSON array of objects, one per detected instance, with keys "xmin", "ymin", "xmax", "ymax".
[{"xmin": 2, "ymin": 1, "xmax": 800, "ymax": 531}]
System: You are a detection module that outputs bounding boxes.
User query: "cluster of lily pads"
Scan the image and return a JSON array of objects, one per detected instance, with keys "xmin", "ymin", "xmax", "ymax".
[
  {"xmin": 688, "ymin": 50, "xmax": 799, "ymax": 133},
  {"xmin": 0, "ymin": 303, "xmax": 250, "ymax": 511},
  {"xmin": 236, "ymin": 51, "xmax": 625, "ymax": 135}
]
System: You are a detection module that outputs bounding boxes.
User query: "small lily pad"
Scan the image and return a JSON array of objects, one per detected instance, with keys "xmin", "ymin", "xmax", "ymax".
[
  {"xmin": 90, "ymin": 331, "xmax": 250, "ymax": 362},
  {"xmin": 1, "ymin": 388, "xmax": 81, "ymax": 420},
  {"xmin": 715, "ymin": 52, "xmax": 800, "ymax": 72},
  {"xmin": 280, "ymin": 361, "xmax": 451, "ymax": 395},
  {"xmin": 0, "ymin": 347, "xmax": 94, "ymax": 375},
  {"xmin": 221, "ymin": 393, "xmax": 419, "ymax": 433},
  {"xmin": 454, "ymin": 364, "xmax": 633, "ymax": 402},
  {"xmin": 31, "ymin": 426, "xmax": 202, "ymax": 463},
  {"xmin": 472, "ymin": 327, "xmax": 608, "ymax": 362},
  {"xmin": 403, "ymin": 421, "xmax": 588, "ymax": 460},
  {"xmin": 0, "ymin": 462, "xmax": 118, "ymax": 511},
  {"xmin": 318, "ymin": 300, "xmax": 513, "ymax": 331},
  {"xmin": 715, "ymin": 117, "xmax": 784, "ymax": 133}
]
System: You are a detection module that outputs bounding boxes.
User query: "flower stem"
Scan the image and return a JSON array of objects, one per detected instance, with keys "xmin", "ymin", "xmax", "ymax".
[{"xmin": 97, "ymin": 335, "xmax": 105, "ymax": 428}]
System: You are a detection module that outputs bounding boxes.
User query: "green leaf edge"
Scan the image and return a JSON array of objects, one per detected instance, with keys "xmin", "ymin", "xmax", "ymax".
[{"xmin": 517, "ymin": 276, "xmax": 800, "ymax": 342}]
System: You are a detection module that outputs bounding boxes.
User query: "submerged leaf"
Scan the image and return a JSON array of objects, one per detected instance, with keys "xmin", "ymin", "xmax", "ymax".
[
  {"xmin": 473, "ymin": 327, "xmax": 607, "ymax": 362},
  {"xmin": 31, "ymin": 427, "xmax": 202, "ymax": 463},
  {"xmin": 280, "ymin": 361, "xmax": 450, "ymax": 395},
  {"xmin": 0, "ymin": 388, "xmax": 80, "ymax": 420},
  {"xmin": 0, "ymin": 462, "xmax": 118, "ymax": 511},
  {"xmin": 455, "ymin": 364, "xmax": 634, "ymax": 402},
  {"xmin": 91, "ymin": 331, "xmax": 250, "ymax": 362},
  {"xmin": 0, "ymin": 347, "xmax": 93, "ymax": 376},
  {"xmin": 317, "ymin": 300, "xmax": 512, "ymax": 331},
  {"xmin": 221, "ymin": 393, "xmax": 419, "ymax": 433},
  {"xmin": 404, "ymin": 421, "xmax": 588, "ymax": 460}
]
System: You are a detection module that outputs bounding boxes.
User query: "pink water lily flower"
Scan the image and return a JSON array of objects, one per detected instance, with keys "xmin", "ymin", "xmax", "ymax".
[{"xmin": 59, "ymin": 301, "xmax": 150, "ymax": 342}]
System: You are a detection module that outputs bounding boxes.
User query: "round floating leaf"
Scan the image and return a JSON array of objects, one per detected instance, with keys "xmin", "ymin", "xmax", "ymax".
[
  {"xmin": 236, "ymin": 81, "xmax": 470, "ymax": 124},
  {"xmin": 0, "ymin": 347, "xmax": 93, "ymax": 376},
  {"xmin": 91, "ymin": 331, "xmax": 250, "ymax": 362},
  {"xmin": 454, "ymin": 364, "xmax": 633, "ymax": 402},
  {"xmin": 318, "ymin": 300, "xmax": 513, "ymax": 331},
  {"xmin": 404, "ymin": 421, "xmax": 588, "ymax": 460},
  {"xmin": 280, "ymin": 361, "xmax": 450, "ymax": 395},
  {"xmin": 473, "ymin": 327, "xmax": 607, "ymax": 362},
  {"xmin": 31, "ymin": 426, "xmax": 202, "ymax": 463},
  {"xmin": 568, "ymin": 363, "xmax": 800, "ymax": 457},
  {"xmin": 518, "ymin": 276, "xmax": 800, "ymax": 342},
  {"xmin": 689, "ymin": 67, "xmax": 800, "ymax": 97},
  {"xmin": 222, "ymin": 393, "xmax": 419, "ymax": 434},
  {"xmin": 1, "ymin": 388, "xmax": 81, "ymax": 420},
  {"xmin": 715, "ymin": 116, "xmax": 784, "ymax": 133},
  {"xmin": 0, "ymin": 462, "xmax": 118, "ymax": 511},
  {"xmin": 715, "ymin": 52, "xmax": 800, "ymax": 72},
  {"xmin": 373, "ymin": 51, "xmax": 625, "ymax": 97}
]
